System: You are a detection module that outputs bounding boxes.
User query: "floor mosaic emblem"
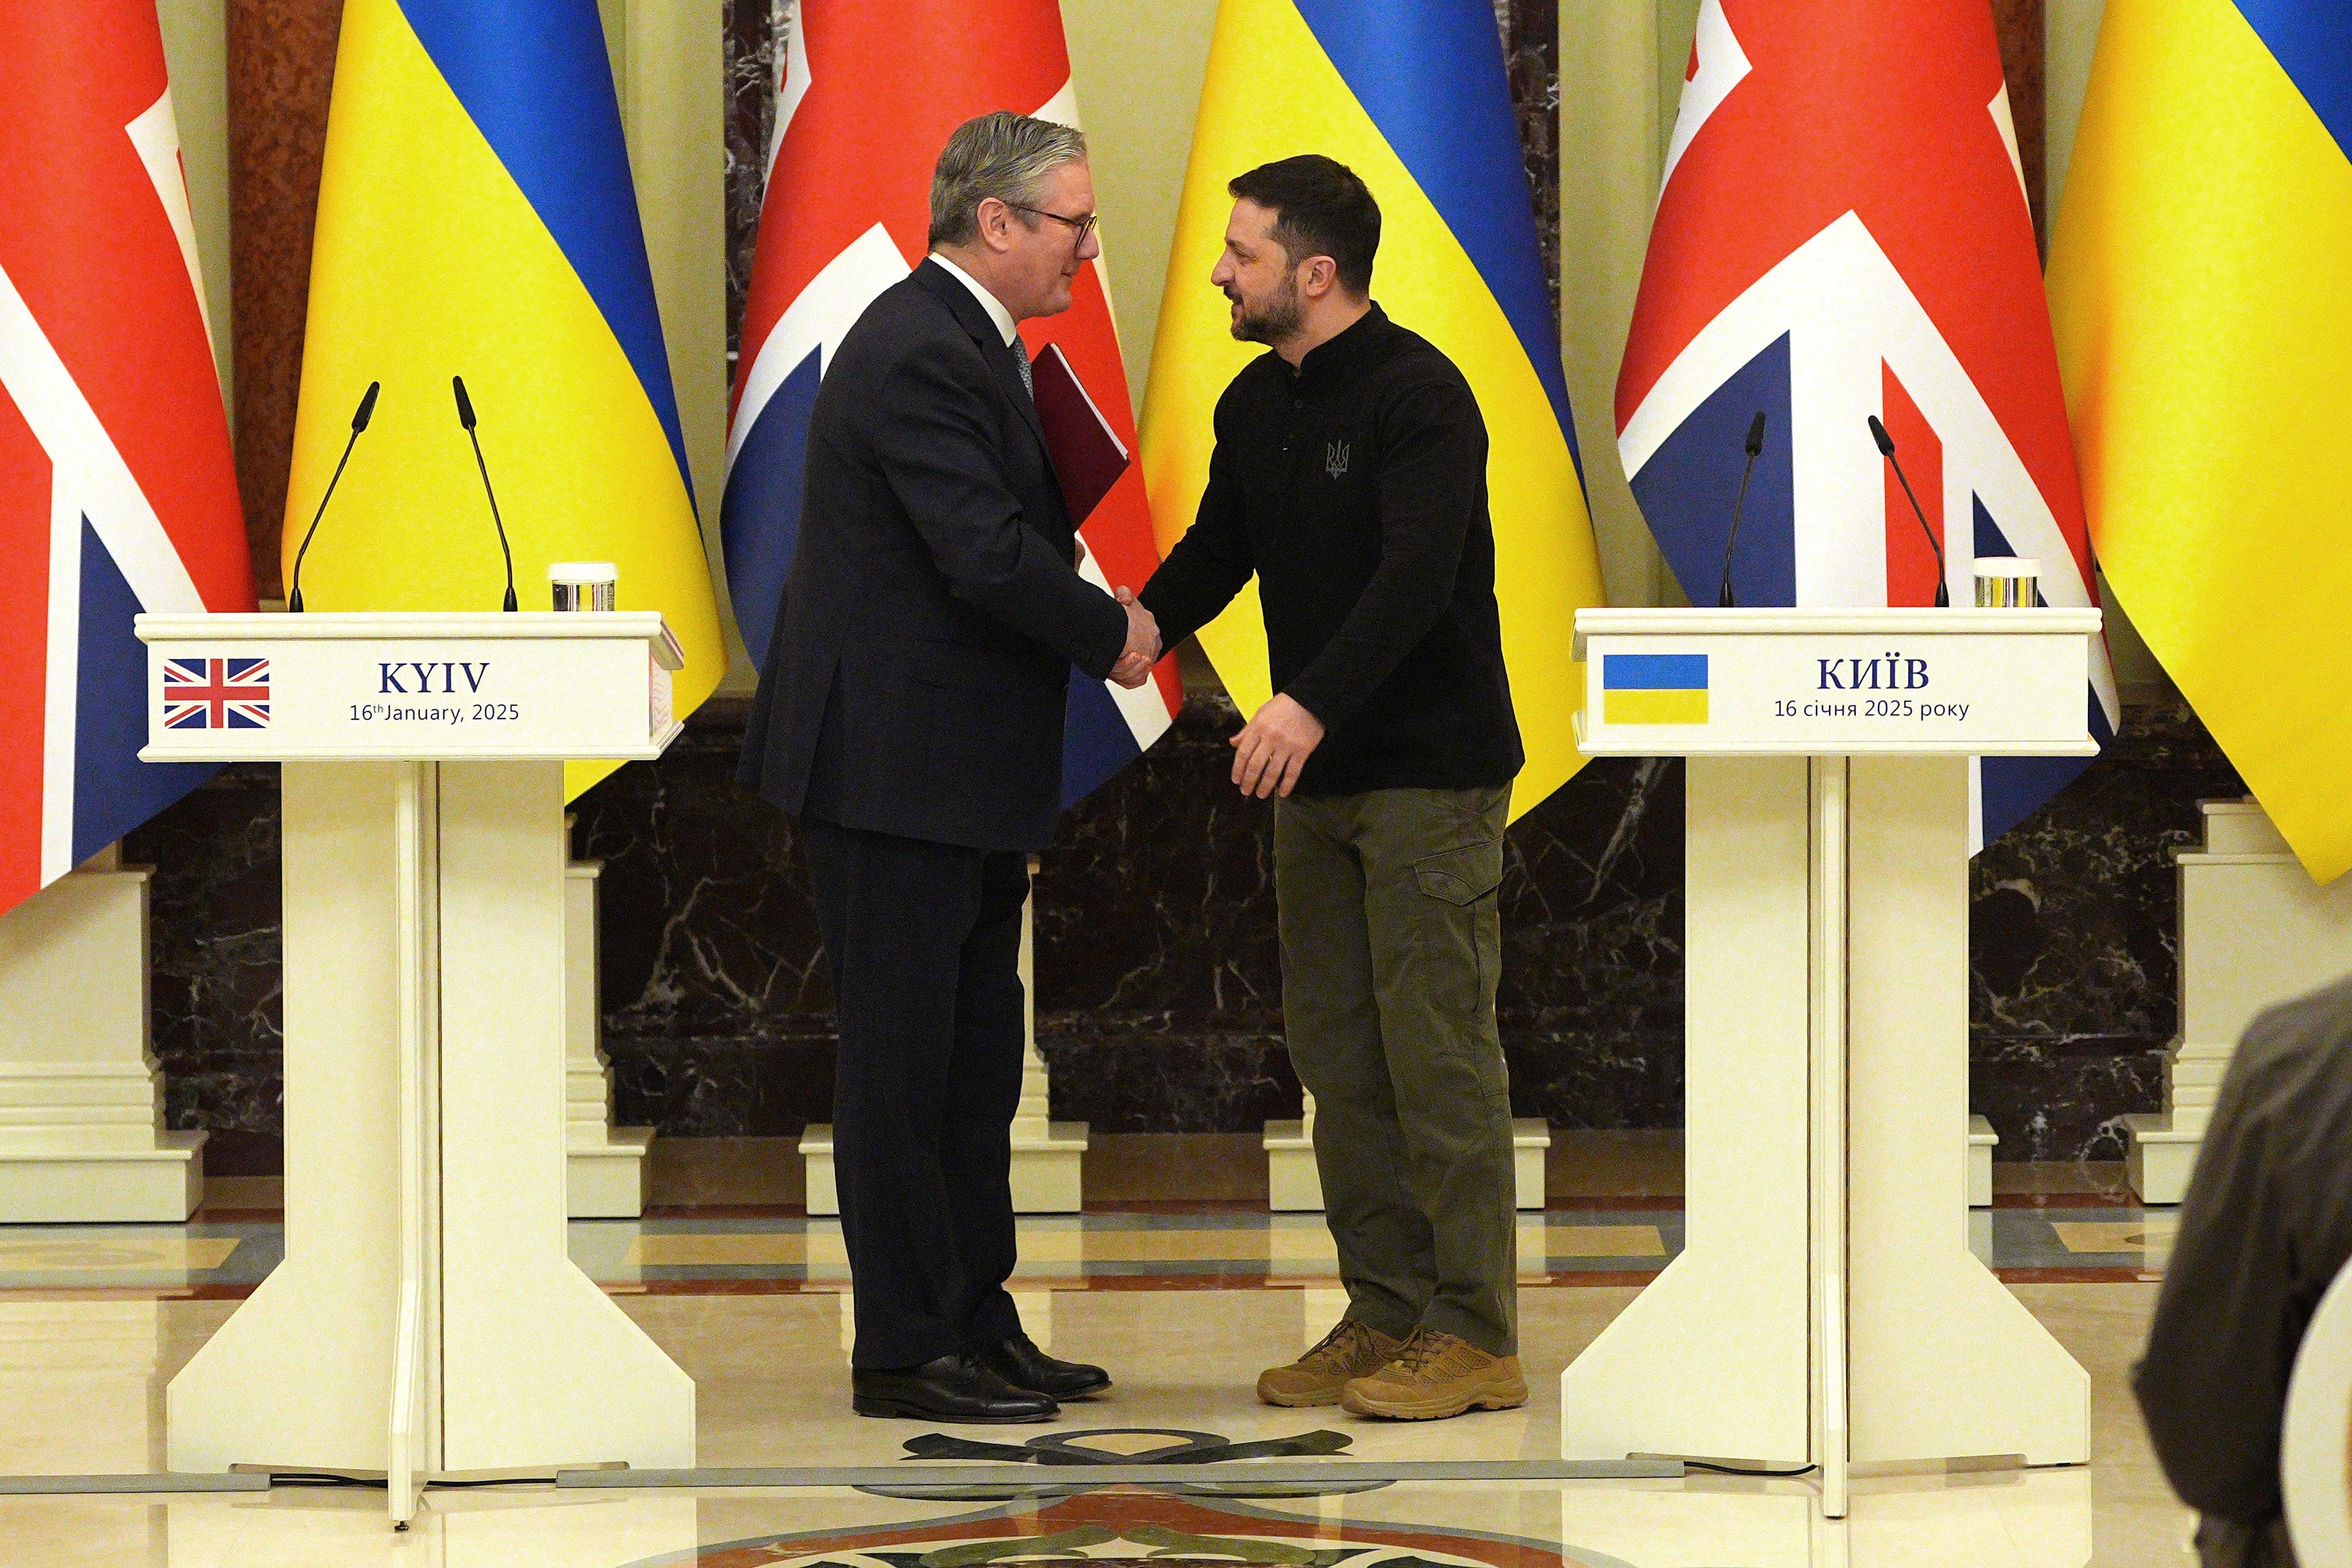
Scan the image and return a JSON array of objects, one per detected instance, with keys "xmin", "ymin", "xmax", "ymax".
[
  {"xmin": 659, "ymin": 1492, "xmax": 1637, "ymax": 1568},
  {"xmin": 894, "ymin": 1427, "xmax": 1355, "ymax": 1467},
  {"xmin": 852, "ymin": 1427, "xmax": 1377, "ymax": 1503}
]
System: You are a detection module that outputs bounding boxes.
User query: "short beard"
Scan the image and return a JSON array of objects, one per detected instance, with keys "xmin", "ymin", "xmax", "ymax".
[{"xmin": 1228, "ymin": 275, "xmax": 1305, "ymax": 347}]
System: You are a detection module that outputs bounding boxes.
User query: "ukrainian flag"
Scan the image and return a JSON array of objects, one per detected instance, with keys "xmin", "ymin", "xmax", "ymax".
[
  {"xmin": 1604, "ymin": 655, "xmax": 1709, "ymax": 728},
  {"xmin": 284, "ymin": 0, "xmax": 724, "ymax": 797},
  {"xmin": 1138, "ymin": 0, "xmax": 1605, "ymax": 821},
  {"xmin": 2047, "ymin": 2, "xmax": 2352, "ymax": 881}
]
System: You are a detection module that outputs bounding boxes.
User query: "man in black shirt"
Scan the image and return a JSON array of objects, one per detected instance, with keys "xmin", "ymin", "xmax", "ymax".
[{"xmin": 1139, "ymin": 156, "xmax": 1526, "ymax": 1422}]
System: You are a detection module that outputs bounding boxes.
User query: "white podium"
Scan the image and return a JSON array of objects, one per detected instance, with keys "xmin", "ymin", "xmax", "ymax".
[
  {"xmin": 137, "ymin": 612, "xmax": 696, "ymax": 1524},
  {"xmin": 1558, "ymin": 608, "xmax": 2099, "ymax": 1517}
]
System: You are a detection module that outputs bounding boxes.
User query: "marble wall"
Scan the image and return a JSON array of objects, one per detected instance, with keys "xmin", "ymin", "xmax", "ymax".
[
  {"xmin": 1497, "ymin": 1, "xmax": 1562, "ymax": 323},
  {"xmin": 131, "ymin": 698, "xmax": 2238, "ymax": 1173},
  {"xmin": 123, "ymin": 765, "xmax": 283, "ymax": 1174},
  {"xmin": 1970, "ymin": 702, "xmax": 2246, "ymax": 1159}
]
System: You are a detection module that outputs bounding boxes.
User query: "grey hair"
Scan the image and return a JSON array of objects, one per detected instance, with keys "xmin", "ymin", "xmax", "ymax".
[{"xmin": 927, "ymin": 111, "xmax": 1088, "ymax": 249}]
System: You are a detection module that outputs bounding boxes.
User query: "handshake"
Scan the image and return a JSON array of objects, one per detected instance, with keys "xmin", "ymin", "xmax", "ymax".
[{"xmin": 1110, "ymin": 587, "xmax": 1159, "ymax": 689}]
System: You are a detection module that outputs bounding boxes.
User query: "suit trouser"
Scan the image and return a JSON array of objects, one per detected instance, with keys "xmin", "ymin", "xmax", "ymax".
[
  {"xmin": 800, "ymin": 813, "xmax": 1030, "ymax": 1369},
  {"xmin": 1273, "ymin": 784, "xmax": 1518, "ymax": 1356}
]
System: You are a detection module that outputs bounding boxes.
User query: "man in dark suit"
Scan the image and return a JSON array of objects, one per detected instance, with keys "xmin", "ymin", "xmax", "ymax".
[{"xmin": 738, "ymin": 111, "xmax": 1159, "ymax": 1423}]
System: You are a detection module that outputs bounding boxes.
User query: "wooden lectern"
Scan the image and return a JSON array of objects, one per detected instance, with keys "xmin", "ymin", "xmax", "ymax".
[
  {"xmin": 1558, "ymin": 608, "xmax": 2100, "ymax": 1518},
  {"xmin": 139, "ymin": 611, "xmax": 696, "ymax": 1526}
]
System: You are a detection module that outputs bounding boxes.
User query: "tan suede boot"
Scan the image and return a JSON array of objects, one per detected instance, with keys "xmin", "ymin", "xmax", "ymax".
[
  {"xmin": 1340, "ymin": 1328, "xmax": 1528, "ymax": 1420},
  {"xmin": 1256, "ymin": 1319, "xmax": 1405, "ymax": 1408}
]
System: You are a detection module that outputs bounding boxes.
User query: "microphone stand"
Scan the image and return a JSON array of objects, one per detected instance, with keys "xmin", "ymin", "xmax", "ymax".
[
  {"xmin": 288, "ymin": 381, "xmax": 379, "ymax": 614},
  {"xmin": 453, "ymin": 376, "xmax": 519, "ymax": 612},
  {"xmin": 1868, "ymin": 415, "xmax": 1950, "ymax": 607},
  {"xmin": 1718, "ymin": 411, "xmax": 1767, "ymax": 607}
]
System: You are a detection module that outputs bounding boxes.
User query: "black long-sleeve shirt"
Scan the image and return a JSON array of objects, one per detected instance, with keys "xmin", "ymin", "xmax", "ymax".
[
  {"xmin": 1140, "ymin": 304, "xmax": 1523, "ymax": 797},
  {"xmin": 2134, "ymin": 974, "xmax": 2352, "ymax": 1534}
]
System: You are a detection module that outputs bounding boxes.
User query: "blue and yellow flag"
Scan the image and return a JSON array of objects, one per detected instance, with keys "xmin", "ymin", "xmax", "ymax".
[
  {"xmin": 1138, "ymin": 0, "xmax": 1605, "ymax": 820},
  {"xmin": 284, "ymin": 0, "xmax": 724, "ymax": 795},
  {"xmin": 2047, "ymin": 2, "xmax": 2352, "ymax": 881}
]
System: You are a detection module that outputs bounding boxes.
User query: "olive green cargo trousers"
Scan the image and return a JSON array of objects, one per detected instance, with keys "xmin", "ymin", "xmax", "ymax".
[{"xmin": 1273, "ymin": 783, "xmax": 1517, "ymax": 1356}]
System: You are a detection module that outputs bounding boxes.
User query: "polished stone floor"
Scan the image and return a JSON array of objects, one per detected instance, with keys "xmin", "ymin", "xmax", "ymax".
[
  {"xmin": 0, "ymin": 1205, "xmax": 2168, "ymax": 1294},
  {"xmin": 0, "ymin": 1453, "xmax": 2192, "ymax": 1568},
  {"xmin": 0, "ymin": 1163, "xmax": 2194, "ymax": 1565},
  {"xmin": 0, "ymin": 1278, "xmax": 2191, "ymax": 1563}
]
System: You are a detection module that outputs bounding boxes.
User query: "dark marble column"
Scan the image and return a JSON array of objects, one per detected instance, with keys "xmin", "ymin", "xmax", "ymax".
[
  {"xmin": 1991, "ymin": 0, "xmax": 2049, "ymax": 243},
  {"xmin": 1970, "ymin": 702, "xmax": 2244, "ymax": 1158},
  {"xmin": 124, "ymin": 765, "xmax": 284, "ymax": 1174},
  {"xmin": 1498, "ymin": 1, "xmax": 1562, "ymax": 325},
  {"xmin": 724, "ymin": 0, "xmax": 783, "ymax": 362},
  {"xmin": 226, "ymin": 0, "xmax": 344, "ymax": 599}
]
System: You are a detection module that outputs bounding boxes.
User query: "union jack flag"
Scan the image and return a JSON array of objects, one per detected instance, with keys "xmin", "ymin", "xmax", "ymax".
[
  {"xmin": 0, "ymin": 4, "xmax": 254, "ymax": 914},
  {"xmin": 162, "ymin": 657, "xmax": 268, "ymax": 730},
  {"xmin": 1617, "ymin": 0, "xmax": 2120, "ymax": 849},
  {"xmin": 724, "ymin": 0, "xmax": 1178, "ymax": 809}
]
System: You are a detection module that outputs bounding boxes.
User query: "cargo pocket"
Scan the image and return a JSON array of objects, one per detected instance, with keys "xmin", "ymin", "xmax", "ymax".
[
  {"xmin": 1410, "ymin": 839, "xmax": 1504, "ymax": 906},
  {"xmin": 1407, "ymin": 838, "xmax": 1507, "ymax": 1074}
]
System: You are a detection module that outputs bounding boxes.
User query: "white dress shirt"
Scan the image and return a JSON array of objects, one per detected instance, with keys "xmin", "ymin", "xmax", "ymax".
[{"xmin": 927, "ymin": 251, "xmax": 1020, "ymax": 347}]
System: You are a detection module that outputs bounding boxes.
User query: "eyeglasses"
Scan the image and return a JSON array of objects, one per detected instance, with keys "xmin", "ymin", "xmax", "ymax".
[{"xmin": 1004, "ymin": 202, "xmax": 1100, "ymax": 245}]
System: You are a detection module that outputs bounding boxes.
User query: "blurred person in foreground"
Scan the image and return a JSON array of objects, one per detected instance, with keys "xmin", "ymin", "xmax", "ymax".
[
  {"xmin": 2136, "ymin": 973, "xmax": 2352, "ymax": 1567},
  {"xmin": 1137, "ymin": 155, "xmax": 1525, "ymax": 1422}
]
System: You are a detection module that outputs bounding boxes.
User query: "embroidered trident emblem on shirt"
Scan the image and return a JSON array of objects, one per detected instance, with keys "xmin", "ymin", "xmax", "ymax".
[{"xmin": 1325, "ymin": 440, "xmax": 1350, "ymax": 478}]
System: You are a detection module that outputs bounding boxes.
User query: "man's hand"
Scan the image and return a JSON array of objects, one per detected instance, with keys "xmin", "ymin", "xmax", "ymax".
[
  {"xmin": 1229, "ymin": 693, "xmax": 1325, "ymax": 799},
  {"xmin": 1109, "ymin": 587, "xmax": 1159, "ymax": 689}
]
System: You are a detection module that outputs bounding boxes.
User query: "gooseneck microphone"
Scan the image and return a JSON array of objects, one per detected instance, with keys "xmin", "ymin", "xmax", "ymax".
[
  {"xmin": 452, "ymin": 375, "xmax": 519, "ymax": 612},
  {"xmin": 1868, "ymin": 414, "xmax": 1950, "ymax": 607},
  {"xmin": 286, "ymin": 381, "xmax": 379, "ymax": 614},
  {"xmin": 1717, "ymin": 410, "xmax": 1768, "ymax": 608}
]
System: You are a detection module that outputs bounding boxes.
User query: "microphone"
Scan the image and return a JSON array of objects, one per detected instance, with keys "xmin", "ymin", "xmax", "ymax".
[
  {"xmin": 1716, "ymin": 410, "xmax": 1768, "ymax": 607},
  {"xmin": 452, "ymin": 375, "xmax": 519, "ymax": 612},
  {"xmin": 286, "ymin": 381, "xmax": 379, "ymax": 614},
  {"xmin": 1868, "ymin": 414, "xmax": 1950, "ymax": 607}
]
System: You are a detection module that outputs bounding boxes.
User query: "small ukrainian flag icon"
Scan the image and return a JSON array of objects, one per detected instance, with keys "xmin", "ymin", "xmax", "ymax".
[{"xmin": 1604, "ymin": 654, "xmax": 1709, "ymax": 725}]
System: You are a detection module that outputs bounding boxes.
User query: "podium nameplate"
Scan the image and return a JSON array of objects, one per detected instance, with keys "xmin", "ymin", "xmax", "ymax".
[
  {"xmin": 137, "ymin": 611, "xmax": 686, "ymax": 762},
  {"xmin": 1574, "ymin": 608, "xmax": 2100, "ymax": 757}
]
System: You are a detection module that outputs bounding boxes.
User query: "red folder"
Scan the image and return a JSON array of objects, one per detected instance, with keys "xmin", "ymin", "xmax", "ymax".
[{"xmin": 1028, "ymin": 341, "xmax": 1132, "ymax": 526}]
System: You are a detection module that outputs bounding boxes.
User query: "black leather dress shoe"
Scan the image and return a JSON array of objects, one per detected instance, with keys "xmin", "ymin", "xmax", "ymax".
[
  {"xmin": 851, "ymin": 1352, "xmax": 1059, "ymax": 1423},
  {"xmin": 980, "ymin": 1332, "xmax": 1112, "ymax": 1400}
]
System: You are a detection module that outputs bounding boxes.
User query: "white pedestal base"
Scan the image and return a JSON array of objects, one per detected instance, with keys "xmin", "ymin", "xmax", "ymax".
[
  {"xmin": 1264, "ymin": 1119, "xmax": 1318, "ymax": 1212},
  {"xmin": 1969, "ymin": 1114, "xmax": 1998, "ymax": 1209},
  {"xmin": 0, "ymin": 1137, "xmax": 206, "ymax": 1224},
  {"xmin": 1561, "ymin": 757, "xmax": 2087, "ymax": 1498},
  {"xmin": 2123, "ymin": 1115, "xmax": 2202, "ymax": 1206},
  {"xmin": 1264, "ymin": 1104, "xmax": 1550, "ymax": 1212},
  {"xmin": 799, "ymin": 1124, "xmax": 839, "ymax": 1217},
  {"xmin": 166, "ymin": 762, "xmax": 693, "ymax": 1477},
  {"xmin": 1008, "ymin": 1121, "xmax": 1087, "ymax": 1213},
  {"xmin": 563, "ymin": 856, "xmax": 650, "ymax": 1219},
  {"xmin": 2125, "ymin": 799, "xmax": 2352, "ymax": 1204},
  {"xmin": 1514, "ymin": 1119, "xmax": 1551, "ymax": 1208},
  {"xmin": 0, "ymin": 860, "xmax": 205, "ymax": 1222},
  {"xmin": 569, "ymin": 1131, "xmax": 655, "ymax": 1219}
]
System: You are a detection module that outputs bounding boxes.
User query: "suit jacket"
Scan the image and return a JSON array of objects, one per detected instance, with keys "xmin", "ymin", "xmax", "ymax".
[{"xmin": 738, "ymin": 260, "xmax": 1128, "ymax": 851}]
